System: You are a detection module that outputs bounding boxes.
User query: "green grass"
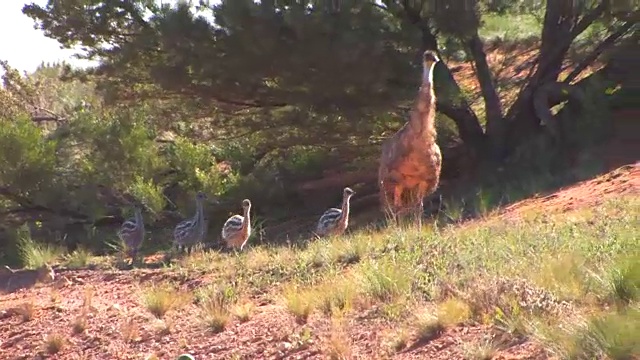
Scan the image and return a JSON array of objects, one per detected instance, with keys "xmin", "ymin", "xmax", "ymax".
[
  {"xmin": 15, "ymin": 191, "xmax": 633, "ymax": 356},
  {"xmin": 140, "ymin": 283, "xmax": 191, "ymax": 318},
  {"xmin": 479, "ymin": 13, "xmax": 542, "ymax": 41},
  {"xmin": 175, "ymin": 195, "xmax": 638, "ymax": 356},
  {"xmin": 64, "ymin": 247, "xmax": 93, "ymax": 269},
  {"xmin": 17, "ymin": 236, "xmax": 64, "ymax": 269}
]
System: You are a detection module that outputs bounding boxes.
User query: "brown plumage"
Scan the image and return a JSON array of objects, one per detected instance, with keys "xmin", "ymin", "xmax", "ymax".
[{"xmin": 378, "ymin": 50, "xmax": 442, "ymax": 228}]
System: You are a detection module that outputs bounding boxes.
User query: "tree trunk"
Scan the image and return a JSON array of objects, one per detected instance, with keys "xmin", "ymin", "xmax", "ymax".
[
  {"xmin": 417, "ymin": 17, "xmax": 487, "ymax": 157},
  {"xmin": 395, "ymin": 0, "xmax": 487, "ymax": 157},
  {"xmin": 466, "ymin": 32, "xmax": 504, "ymax": 159},
  {"xmin": 504, "ymin": 0, "xmax": 610, "ymax": 156}
]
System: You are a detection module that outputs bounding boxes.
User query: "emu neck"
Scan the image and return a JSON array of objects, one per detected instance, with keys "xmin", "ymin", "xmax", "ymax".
[
  {"xmin": 409, "ymin": 64, "xmax": 437, "ymax": 139},
  {"xmin": 242, "ymin": 206, "xmax": 251, "ymax": 235},
  {"xmin": 195, "ymin": 199, "xmax": 204, "ymax": 232},
  {"xmin": 134, "ymin": 210, "xmax": 144, "ymax": 231},
  {"xmin": 340, "ymin": 194, "xmax": 351, "ymax": 221}
]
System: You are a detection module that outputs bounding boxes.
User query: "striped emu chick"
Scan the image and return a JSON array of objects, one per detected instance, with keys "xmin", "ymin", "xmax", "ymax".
[
  {"xmin": 118, "ymin": 205, "xmax": 145, "ymax": 264},
  {"xmin": 315, "ymin": 187, "xmax": 356, "ymax": 237},
  {"xmin": 173, "ymin": 192, "xmax": 207, "ymax": 254},
  {"xmin": 221, "ymin": 199, "xmax": 252, "ymax": 251}
]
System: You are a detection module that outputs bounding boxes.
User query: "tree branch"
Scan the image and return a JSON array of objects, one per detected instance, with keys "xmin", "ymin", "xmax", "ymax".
[
  {"xmin": 533, "ymin": 82, "xmax": 586, "ymax": 141},
  {"xmin": 563, "ymin": 20, "xmax": 636, "ymax": 84},
  {"xmin": 466, "ymin": 33, "xmax": 504, "ymax": 146},
  {"xmin": 536, "ymin": 0, "xmax": 610, "ymax": 81},
  {"xmin": 0, "ymin": 186, "xmax": 90, "ymax": 221}
]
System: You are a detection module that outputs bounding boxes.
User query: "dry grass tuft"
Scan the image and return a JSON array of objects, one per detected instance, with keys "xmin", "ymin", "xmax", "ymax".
[
  {"xmin": 326, "ymin": 316, "xmax": 352, "ymax": 360},
  {"xmin": 386, "ymin": 328, "xmax": 410, "ymax": 353},
  {"xmin": 201, "ymin": 304, "xmax": 230, "ymax": 333},
  {"xmin": 72, "ymin": 288, "xmax": 94, "ymax": 334},
  {"xmin": 72, "ymin": 315, "xmax": 87, "ymax": 334},
  {"xmin": 232, "ymin": 302, "xmax": 255, "ymax": 323},
  {"xmin": 314, "ymin": 277, "xmax": 357, "ymax": 317},
  {"xmin": 17, "ymin": 301, "xmax": 36, "ymax": 322},
  {"xmin": 283, "ymin": 285, "xmax": 315, "ymax": 324},
  {"xmin": 414, "ymin": 314, "xmax": 445, "ymax": 342},
  {"xmin": 64, "ymin": 247, "xmax": 93, "ymax": 269},
  {"xmin": 153, "ymin": 318, "xmax": 173, "ymax": 336},
  {"xmin": 44, "ymin": 332, "xmax": 65, "ymax": 354},
  {"xmin": 195, "ymin": 282, "xmax": 237, "ymax": 333},
  {"xmin": 141, "ymin": 283, "xmax": 191, "ymax": 318},
  {"xmin": 462, "ymin": 336, "xmax": 499, "ymax": 360},
  {"xmin": 438, "ymin": 298, "xmax": 473, "ymax": 326},
  {"xmin": 121, "ymin": 317, "xmax": 140, "ymax": 343}
]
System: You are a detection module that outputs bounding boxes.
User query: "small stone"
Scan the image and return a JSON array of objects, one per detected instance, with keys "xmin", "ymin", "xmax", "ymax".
[{"xmin": 279, "ymin": 342, "xmax": 292, "ymax": 352}]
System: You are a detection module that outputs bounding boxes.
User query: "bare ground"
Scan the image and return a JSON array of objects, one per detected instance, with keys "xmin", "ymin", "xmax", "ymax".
[
  {"xmin": 0, "ymin": 271, "xmax": 549, "ymax": 360},
  {"xmin": 1, "ymin": 159, "xmax": 637, "ymax": 360},
  {"xmin": 1, "ymin": 49, "xmax": 638, "ymax": 360}
]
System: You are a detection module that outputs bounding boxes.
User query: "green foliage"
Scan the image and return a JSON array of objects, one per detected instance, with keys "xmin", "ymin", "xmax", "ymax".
[
  {"xmin": 194, "ymin": 282, "xmax": 239, "ymax": 308},
  {"xmin": 478, "ymin": 13, "xmax": 542, "ymax": 41},
  {"xmin": 0, "ymin": 0, "xmax": 633, "ymax": 261},
  {"xmin": 71, "ymin": 109, "xmax": 162, "ymax": 184},
  {"xmin": 358, "ymin": 258, "xmax": 414, "ymax": 302},
  {"xmin": 573, "ymin": 309, "xmax": 640, "ymax": 359},
  {"xmin": 569, "ymin": 76, "xmax": 615, "ymax": 147},
  {"xmin": 0, "ymin": 115, "xmax": 58, "ymax": 195},
  {"xmin": 609, "ymin": 258, "xmax": 640, "ymax": 305},
  {"xmin": 169, "ymin": 137, "xmax": 229, "ymax": 196},
  {"xmin": 16, "ymin": 224, "xmax": 63, "ymax": 268},
  {"xmin": 64, "ymin": 247, "xmax": 93, "ymax": 269},
  {"xmin": 127, "ymin": 175, "xmax": 166, "ymax": 217},
  {"xmin": 0, "ymin": 61, "xmax": 100, "ymax": 120}
]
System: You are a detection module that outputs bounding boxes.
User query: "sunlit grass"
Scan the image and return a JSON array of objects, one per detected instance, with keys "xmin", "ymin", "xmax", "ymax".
[
  {"xmin": 17, "ymin": 236, "xmax": 63, "ymax": 269},
  {"xmin": 140, "ymin": 283, "xmax": 191, "ymax": 318},
  {"xmin": 479, "ymin": 13, "xmax": 542, "ymax": 41}
]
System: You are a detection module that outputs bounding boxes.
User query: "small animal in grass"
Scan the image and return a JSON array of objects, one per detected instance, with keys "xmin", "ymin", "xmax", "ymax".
[
  {"xmin": 1, "ymin": 263, "xmax": 55, "ymax": 294},
  {"xmin": 315, "ymin": 187, "xmax": 356, "ymax": 238},
  {"xmin": 221, "ymin": 199, "xmax": 252, "ymax": 251},
  {"xmin": 173, "ymin": 192, "xmax": 209, "ymax": 255},
  {"xmin": 118, "ymin": 205, "xmax": 145, "ymax": 264}
]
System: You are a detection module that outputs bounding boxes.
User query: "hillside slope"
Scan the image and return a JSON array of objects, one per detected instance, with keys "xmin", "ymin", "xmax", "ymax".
[{"xmin": 1, "ymin": 161, "xmax": 638, "ymax": 360}]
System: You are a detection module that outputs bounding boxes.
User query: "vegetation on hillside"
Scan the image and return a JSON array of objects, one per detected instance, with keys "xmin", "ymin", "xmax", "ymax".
[
  {"xmin": 1, "ymin": 3, "xmax": 638, "ymax": 357},
  {"xmin": 4, "ymin": 195, "xmax": 638, "ymax": 358},
  {"xmin": 0, "ymin": 0, "xmax": 637, "ymax": 261}
]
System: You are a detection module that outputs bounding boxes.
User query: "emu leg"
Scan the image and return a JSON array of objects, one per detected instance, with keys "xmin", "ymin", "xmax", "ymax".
[
  {"xmin": 130, "ymin": 248, "xmax": 138, "ymax": 266},
  {"xmin": 393, "ymin": 185, "xmax": 405, "ymax": 227},
  {"xmin": 414, "ymin": 184, "xmax": 428, "ymax": 229},
  {"xmin": 379, "ymin": 181, "xmax": 396, "ymax": 225}
]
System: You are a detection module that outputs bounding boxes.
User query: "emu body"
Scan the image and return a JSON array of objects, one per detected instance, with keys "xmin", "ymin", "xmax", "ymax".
[
  {"xmin": 222, "ymin": 199, "xmax": 252, "ymax": 251},
  {"xmin": 118, "ymin": 206, "xmax": 145, "ymax": 263},
  {"xmin": 315, "ymin": 187, "xmax": 355, "ymax": 237},
  {"xmin": 378, "ymin": 50, "xmax": 442, "ymax": 228},
  {"xmin": 174, "ymin": 192, "xmax": 207, "ymax": 254}
]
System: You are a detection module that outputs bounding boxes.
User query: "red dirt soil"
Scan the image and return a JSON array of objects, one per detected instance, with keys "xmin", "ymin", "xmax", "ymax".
[
  {"xmin": 501, "ymin": 163, "xmax": 639, "ymax": 220},
  {"xmin": 0, "ymin": 270, "xmax": 549, "ymax": 360},
  {"xmin": 1, "ymin": 51, "xmax": 638, "ymax": 360},
  {"xmin": 1, "ymin": 163, "xmax": 637, "ymax": 360}
]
